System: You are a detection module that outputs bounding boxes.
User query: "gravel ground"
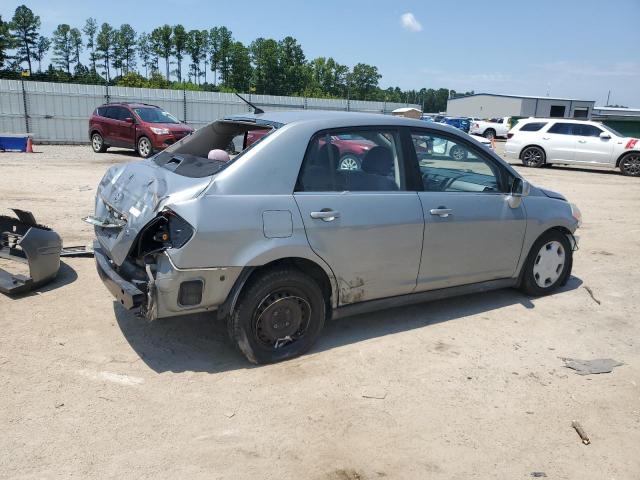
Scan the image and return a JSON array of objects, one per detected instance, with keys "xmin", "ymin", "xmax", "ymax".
[{"xmin": 1, "ymin": 144, "xmax": 639, "ymax": 480}]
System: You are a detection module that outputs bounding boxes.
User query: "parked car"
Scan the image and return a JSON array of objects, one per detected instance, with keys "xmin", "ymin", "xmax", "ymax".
[
  {"xmin": 88, "ymin": 111, "xmax": 581, "ymax": 364},
  {"xmin": 470, "ymin": 116, "xmax": 512, "ymax": 139},
  {"xmin": 505, "ymin": 118, "xmax": 640, "ymax": 176},
  {"xmin": 89, "ymin": 102, "xmax": 194, "ymax": 158},
  {"xmin": 440, "ymin": 117, "xmax": 471, "ymax": 133}
]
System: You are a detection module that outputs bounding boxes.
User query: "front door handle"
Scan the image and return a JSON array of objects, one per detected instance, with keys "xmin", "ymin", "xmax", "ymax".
[
  {"xmin": 430, "ymin": 207, "xmax": 453, "ymax": 218},
  {"xmin": 310, "ymin": 209, "xmax": 340, "ymax": 222},
  {"xmin": 578, "ymin": 140, "xmax": 587, "ymax": 143},
  {"xmin": 542, "ymin": 137, "xmax": 550, "ymax": 140}
]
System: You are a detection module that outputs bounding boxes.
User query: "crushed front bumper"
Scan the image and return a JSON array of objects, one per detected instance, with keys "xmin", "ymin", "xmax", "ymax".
[
  {"xmin": 0, "ymin": 209, "xmax": 62, "ymax": 294},
  {"xmin": 94, "ymin": 243, "xmax": 145, "ymax": 310}
]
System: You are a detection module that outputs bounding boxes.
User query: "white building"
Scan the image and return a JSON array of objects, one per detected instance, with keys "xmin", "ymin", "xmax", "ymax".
[{"xmin": 447, "ymin": 93, "xmax": 595, "ymax": 119}]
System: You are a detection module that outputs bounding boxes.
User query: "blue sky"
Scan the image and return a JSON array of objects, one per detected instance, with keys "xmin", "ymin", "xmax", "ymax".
[{"xmin": 4, "ymin": 0, "xmax": 640, "ymax": 106}]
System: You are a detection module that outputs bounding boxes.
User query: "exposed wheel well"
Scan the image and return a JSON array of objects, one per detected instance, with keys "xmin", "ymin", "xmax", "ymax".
[
  {"xmin": 220, "ymin": 257, "xmax": 333, "ymax": 321},
  {"xmin": 616, "ymin": 151, "xmax": 636, "ymax": 167},
  {"xmin": 519, "ymin": 144, "xmax": 547, "ymax": 159}
]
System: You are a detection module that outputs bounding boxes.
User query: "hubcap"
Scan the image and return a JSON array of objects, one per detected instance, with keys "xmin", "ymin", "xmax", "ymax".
[
  {"xmin": 523, "ymin": 148, "xmax": 543, "ymax": 166},
  {"xmin": 621, "ymin": 154, "xmax": 640, "ymax": 176},
  {"xmin": 340, "ymin": 156, "xmax": 359, "ymax": 171},
  {"xmin": 139, "ymin": 138, "xmax": 150, "ymax": 156},
  {"xmin": 533, "ymin": 241, "xmax": 565, "ymax": 288},
  {"xmin": 92, "ymin": 135, "xmax": 102, "ymax": 150},
  {"xmin": 254, "ymin": 291, "xmax": 311, "ymax": 349},
  {"xmin": 451, "ymin": 147, "xmax": 465, "ymax": 160}
]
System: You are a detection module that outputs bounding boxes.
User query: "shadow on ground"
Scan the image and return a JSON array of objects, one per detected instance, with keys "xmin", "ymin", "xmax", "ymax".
[
  {"xmin": 114, "ymin": 276, "xmax": 583, "ymax": 374},
  {"xmin": 1, "ymin": 260, "xmax": 78, "ymax": 299}
]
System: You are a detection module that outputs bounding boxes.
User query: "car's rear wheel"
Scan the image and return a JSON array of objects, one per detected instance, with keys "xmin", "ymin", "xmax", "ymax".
[
  {"xmin": 521, "ymin": 146, "xmax": 545, "ymax": 168},
  {"xmin": 339, "ymin": 154, "xmax": 361, "ymax": 171},
  {"xmin": 449, "ymin": 145, "xmax": 468, "ymax": 161},
  {"xmin": 91, "ymin": 133, "xmax": 107, "ymax": 153},
  {"xmin": 483, "ymin": 129, "xmax": 496, "ymax": 139},
  {"xmin": 228, "ymin": 268, "xmax": 326, "ymax": 364},
  {"xmin": 619, "ymin": 153, "xmax": 640, "ymax": 177},
  {"xmin": 137, "ymin": 136, "xmax": 153, "ymax": 158},
  {"xmin": 519, "ymin": 230, "xmax": 573, "ymax": 296}
]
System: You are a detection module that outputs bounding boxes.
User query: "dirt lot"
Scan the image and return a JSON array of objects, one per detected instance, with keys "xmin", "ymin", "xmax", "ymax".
[{"xmin": 1, "ymin": 144, "xmax": 639, "ymax": 480}]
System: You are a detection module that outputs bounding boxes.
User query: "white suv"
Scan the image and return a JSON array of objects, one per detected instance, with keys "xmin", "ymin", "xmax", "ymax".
[{"xmin": 504, "ymin": 118, "xmax": 640, "ymax": 176}]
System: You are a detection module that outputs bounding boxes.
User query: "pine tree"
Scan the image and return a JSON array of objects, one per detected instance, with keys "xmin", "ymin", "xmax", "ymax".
[{"xmin": 9, "ymin": 5, "xmax": 41, "ymax": 73}]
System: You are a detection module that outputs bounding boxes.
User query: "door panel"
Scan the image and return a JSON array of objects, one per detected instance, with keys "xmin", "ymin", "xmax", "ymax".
[
  {"xmin": 543, "ymin": 122, "xmax": 576, "ymax": 162},
  {"xmin": 417, "ymin": 193, "xmax": 525, "ymax": 290},
  {"xmin": 295, "ymin": 192, "xmax": 424, "ymax": 303},
  {"xmin": 572, "ymin": 125, "xmax": 614, "ymax": 164}
]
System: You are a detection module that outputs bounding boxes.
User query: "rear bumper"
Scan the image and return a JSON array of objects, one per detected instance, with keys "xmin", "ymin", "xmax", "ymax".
[{"xmin": 94, "ymin": 243, "xmax": 145, "ymax": 310}]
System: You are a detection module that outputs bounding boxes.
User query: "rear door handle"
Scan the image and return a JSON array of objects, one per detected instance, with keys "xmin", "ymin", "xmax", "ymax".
[
  {"xmin": 430, "ymin": 207, "xmax": 453, "ymax": 218},
  {"xmin": 542, "ymin": 137, "xmax": 550, "ymax": 140},
  {"xmin": 310, "ymin": 210, "xmax": 340, "ymax": 221}
]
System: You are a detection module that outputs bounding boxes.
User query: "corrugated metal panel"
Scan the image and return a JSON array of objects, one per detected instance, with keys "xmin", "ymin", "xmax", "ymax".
[{"xmin": 1, "ymin": 79, "xmax": 420, "ymax": 143}]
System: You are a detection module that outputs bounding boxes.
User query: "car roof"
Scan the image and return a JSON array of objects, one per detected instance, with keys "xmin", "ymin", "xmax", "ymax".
[
  {"xmin": 224, "ymin": 109, "xmax": 458, "ymax": 132},
  {"xmin": 100, "ymin": 102, "xmax": 160, "ymax": 108},
  {"xmin": 517, "ymin": 117, "xmax": 599, "ymax": 124}
]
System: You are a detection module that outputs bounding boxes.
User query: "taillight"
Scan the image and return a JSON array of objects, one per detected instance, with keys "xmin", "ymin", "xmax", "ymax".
[
  {"xmin": 472, "ymin": 123, "xmax": 478, "ymax": 129},
  {"xmin": 507, "ymin": 133, "xmax": 514, "ymax": 139}
]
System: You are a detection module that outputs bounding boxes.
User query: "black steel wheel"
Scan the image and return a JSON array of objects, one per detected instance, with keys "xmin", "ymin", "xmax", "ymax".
[
  {"xmin": 521, "ymin": 146, "xmax": 546, "ymax": 168},
  {"xmin": 229, "ymin": 269, "xmax": 326, "ymax": 364}
]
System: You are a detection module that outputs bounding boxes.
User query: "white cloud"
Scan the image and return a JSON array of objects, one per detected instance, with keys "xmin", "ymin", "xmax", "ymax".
[{"xmin": 400, "ymin": 13, "xmax": 422, "ymax": 32}]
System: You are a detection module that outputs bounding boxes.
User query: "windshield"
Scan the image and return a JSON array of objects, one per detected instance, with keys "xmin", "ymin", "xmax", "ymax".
[
  {"xmin": 134, "ymin": 107, "xmax": 180, "ymax": 124},
  {"xmin": 600, "ymin": 124, "xmax": 624, "ymax": 137}
]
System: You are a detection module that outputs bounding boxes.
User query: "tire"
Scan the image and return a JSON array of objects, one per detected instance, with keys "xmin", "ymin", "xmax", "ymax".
[
  {"xmin": 521, "ymin": 146, "xmax": 546, "ymax": 168},
  {"xmin": 483, "ymin": 129, "xmax": 496, "ymax": 139},
  {"xmin": 519, "ymin": 230, "xmax": 573, "ymax": 296},
  {"xmin": 619, "ymin": 152, "xmax": 640, "ymax": 177},
  {"xmin": 137, "ymin": 136, "xmax": 153, "ymax": 158},
  {"xmin": 228, "ymin": 268, "xmax": 326, "ymax": 364},
  {"xmin": 339, "ymin": 154, "xmax": 361, "ymax": 171},
  {"xmin": 91, "ymin": 132, "xmax": 107, "ymax": 153},
  {"xmin": 449, "ymin": 145, "xmax": 468, "ymax": 161}
]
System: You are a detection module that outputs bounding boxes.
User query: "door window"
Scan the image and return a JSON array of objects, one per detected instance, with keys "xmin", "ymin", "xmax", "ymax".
[
  {"xmin": 411, "ymin": 132, "xmax": 507, "ymax": 193},
  {"xmin": 105, "ymin": 106, "xmax": 129, "ymax": 121},
  {"xmin": 574, "ymin": 124, "xmax": 602, "ymax": 137},
  {"xmin": 547, "ymin": 123, "xmax": 574, "ymax": 135},
  {"xmin": 296, "ymin": 129, "xmax": 403, "ymax": 192}
]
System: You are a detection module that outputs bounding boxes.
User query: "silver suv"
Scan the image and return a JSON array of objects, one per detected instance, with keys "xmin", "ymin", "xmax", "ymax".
[{"xmin": 90, "ymin": 111, "xmax": 581, "ymax": 364}]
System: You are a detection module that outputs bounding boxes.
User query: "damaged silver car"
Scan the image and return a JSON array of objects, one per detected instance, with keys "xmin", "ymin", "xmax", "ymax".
[{"xmin": 89, "ymin": 110, "xmax": 581, "ymax": 364}]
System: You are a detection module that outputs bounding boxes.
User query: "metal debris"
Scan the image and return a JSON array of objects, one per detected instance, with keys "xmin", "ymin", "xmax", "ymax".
[
  {"xmin": 530, "ymin": 472, "xmax": 547, "ymax": 478},
  {"xmin": 60, "ymin": 245, "xmax": 94, "ymax": 257},
  {"xmin": 583, "ymin": 285, "xmax": 601, "ymax": 305},
  {"xmin": 361, "ymin": 387, "xmax": 387, "ymax": 400},
  {"xmin": 562, "ymin": 358, "xmax": 623, "ymax": 375},
  {"xmin": 572, "ymin": 420, "xmax": 591, "ymax": 445}
]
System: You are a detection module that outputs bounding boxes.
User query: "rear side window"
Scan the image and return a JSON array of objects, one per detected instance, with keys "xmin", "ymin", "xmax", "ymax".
[
  {"xmin": 296, "ymin": 129, "xmax": 403, "ymax": 192},
  {"xmin": 548, "ymin": 123, "xmax": 573, "ymax": 135},
  {"xmin": 519, "ymin": 122, "xmax": 547, "ymax": 132}
]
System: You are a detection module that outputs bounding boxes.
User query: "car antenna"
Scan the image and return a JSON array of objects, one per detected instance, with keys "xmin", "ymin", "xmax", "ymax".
[{"xmin": 235, "ymin": 93, "xmax": 264, "ymax": 114}]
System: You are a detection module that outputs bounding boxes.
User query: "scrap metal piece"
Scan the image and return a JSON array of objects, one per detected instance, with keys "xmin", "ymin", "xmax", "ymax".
[
  {"xmin": 562, "ymin": 358, "xmax": 623, "ymax": 375},
  {"xmin": 572, "ymin": 420, "xmax": 591, "ymax": 445},
  {"xmin": 0, "ymin": 209, "xmax": 62, "ymax": 295},
  {"xmin": 60, "ymin": 245, "xmax": 94, "ymax": 258}
]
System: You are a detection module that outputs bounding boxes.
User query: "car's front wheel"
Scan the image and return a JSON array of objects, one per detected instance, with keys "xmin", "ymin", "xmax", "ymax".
[
  {"xmin": 228, "ymin": 268, "xmax": 326, "ymax": 364},
  {"xmin": 521, "ymin": 146, "xmax": 546, "ymax": 168},
  {"xmin": 483, "ymin": 129, "xmax": 496, "ymax": 139},
  {"xmin": 339, "ymin": 154, "xmax": 361, "ymax": 171},
  {"xmin": 519, "ymin": 230, "xmax": 573, "ymax": 296},
  {"xmin": 137, "ymin": 136, "xmax": 153, "ymax": 158},
  {"xmin": 91, "ymin": 133, "xmax": 107, "ymax": 153},
  {"xmin": 619, "ymin": 152, "xmax": 640, "ymax": 177},
  {"xmin": 449, "ymin": 145, "xmax": 468, "ymax": 161}
]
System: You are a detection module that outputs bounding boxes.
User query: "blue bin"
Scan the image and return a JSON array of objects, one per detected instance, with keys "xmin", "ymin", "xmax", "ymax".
[{"xmin": 0, "ymin": 135, "xmax": 29, "ymax": 152}]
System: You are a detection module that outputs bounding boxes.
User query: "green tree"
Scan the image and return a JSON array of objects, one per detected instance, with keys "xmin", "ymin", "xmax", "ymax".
[
  {"xmin": 172, "ymin": 24, "xmax": 187, "ymax": 82},
  {"xmin": 150, "ymin": 24, "xmax": 173, "ymax": 80},
  {"xmin": 0, "ymin": 16, "xmax": 16, "ymax": 69},
  {"xmin": 9, "ymin": 5, "xmax": 41, "ymax": 73},
  {"xmin": 249, "ymin": 37, "xmax": 280, "ymax": 95},
  {"xmin": 186, "ymin": 29, "xmax": 207, "ymax": 83},
  {"xmin": 83, "ymin": 18, "xmax": 97, "ymax": 72},
  {"xmin": 70, "ymin": 28, "xmax": 82, "ymax": 66},
  {"xmin": 208, "ymin": 27, "xmax": 221, "ymax": 85},
  {"xmin": 348, "ymin": 63, "xmax": 381, "ymax": 100},
  {"xmin": 226, "ymin": 41, "xmax": 252, "ymax": 91},
  {"xmin": 278, "ymin": 36, "xmax": 307, "ymax": 95},
  {"xmin": 34, "ymin": 35, "xmax": 50, "ymax": 72},
  {"xmin": 95, "ymin": 23, "xmax": 114, "ymax": 81},
  {"xmin": 137, "ymin": 32, "xmax": 154, "ymax": 77},
  {"xmin": 118, "ymin": 24, "xmax": 137, "ymax": 74},
  {"xmin": 52, "ymin": 24, "xmax": 74, "ymax": 74},
  {"xmin": 216, "ymin": 26, "xmax": 233, "ymax": 85}
]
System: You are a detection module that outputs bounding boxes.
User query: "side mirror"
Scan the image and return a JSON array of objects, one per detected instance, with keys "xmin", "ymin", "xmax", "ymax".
[
  {"xmin": 599, "ymin": 132, "xmax": 611, "ymax": 140},
  {"xmin": 124, "ymin": 117, "xmax": 134, "ymax": 124},
  {"xmin": 508, "ymin": 178, "xmax": 530, "ymax": 208}
]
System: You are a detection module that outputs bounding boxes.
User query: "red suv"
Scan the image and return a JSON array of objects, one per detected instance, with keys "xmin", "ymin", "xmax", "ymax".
[{"xmin": 89, "ymin": 103, "xmax": 194, "ymax": 158}]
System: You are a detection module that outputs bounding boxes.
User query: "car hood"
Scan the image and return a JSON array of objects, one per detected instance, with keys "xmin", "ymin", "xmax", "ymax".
[
  {"xmin": 539, "ymin": 187, "xmax": 567, "ymax": 201},
  {"xmin": 93, "ymin": 159, "xmax": 209, "ymax": 265}
]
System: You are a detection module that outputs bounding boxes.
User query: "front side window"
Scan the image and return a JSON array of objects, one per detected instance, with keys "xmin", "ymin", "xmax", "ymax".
[
  {"xmin": 411, "ymin": 131, "xmax": 507, "ymax": 193},
  {"xmin": 547, "ymin": 123, "xmax": 573, "ymax": 135},
  {"xmin": 134, "ymin": 107, "xmax": 180, "ymax": 124},
  {"xmin": 296, "ymin": 129, "xmax": 403, "ymax": 192},
  {"xmin": 574, "ymin": 124, "xmax": 602, "ymax": 137}
]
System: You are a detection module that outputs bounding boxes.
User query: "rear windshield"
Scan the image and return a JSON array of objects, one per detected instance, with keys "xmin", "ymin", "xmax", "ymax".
[
  {"xmin": 134, "ymin": 107, "xmax": 180, "ymax": 124},
  {"xmin": 152, "ymin": 121, "xmax": 275, "ymax": 178}
]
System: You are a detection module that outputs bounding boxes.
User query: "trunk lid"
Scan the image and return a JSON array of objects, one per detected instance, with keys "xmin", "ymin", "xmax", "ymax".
[{"xmin": 92, "ymin": 159, "xmax": 210, "ymax": 266}]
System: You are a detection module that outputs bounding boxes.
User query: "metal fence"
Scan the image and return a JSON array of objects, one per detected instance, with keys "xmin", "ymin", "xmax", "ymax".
[{"xmin": 0, "ymin": 79, "xmax": 420, "ymax": 144}]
